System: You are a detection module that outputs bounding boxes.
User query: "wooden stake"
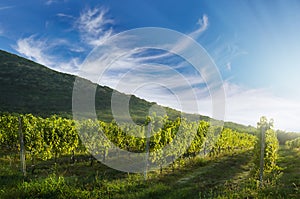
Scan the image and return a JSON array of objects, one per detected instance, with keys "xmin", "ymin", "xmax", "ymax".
[
  {"xmin": 19, "ymin": 116, "xmax": 26, "ymax": 177},
  {"xmin": 259, "ymin": 126, "xmax": 265, "ymax": 188}
]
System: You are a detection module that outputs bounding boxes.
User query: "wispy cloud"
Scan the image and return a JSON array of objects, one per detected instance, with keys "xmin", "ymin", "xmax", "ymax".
[
  {"xmin": 13, "ymin": 36, "xmax": 80, "ymax": 74},
  {"xmin": 77, "ymin": 14, "xmax": 215, "ymax": 118},
  {"xmin": 56, "ymin": 13, "xmax": 75, "ymax": 19},
  {"xmin": 191, "ymin": 14, "xmax": 209, "ymax": 37},
  {"xmin": 0, "ymin": 6, "xmax": 14, "ymax": 10},
  {"xmin": 130, "ymin": 14, "xmax": 210, "ymax": 64},
  {"xmin": 74, "ymin": 12, "xmax": 214, "ymax": 116},
  {"xmin": 171, "ymin": 14, "xmax": 209, "ymax": 54},
  {"xmin": 58, "ymin": 57, "xmax": 81, "ymax": 73},
  {"xmin": 209, "ymin": 35, "xmax": 248, "ymax": 72},
  {"xmin": 14, "ymin": 36, "xmax": 54, "ymax": 67},
  {"xmin": 13, "ymin": 7, "xmax": 115, "ymax": 74},
  {"xmin": 226, "ymin": 62, "xmax": 231, "ymax": 71},
  {"xmin": 45, "ymin": 0, "xmax": 58, "ymax": 6},
  {"xmin": 76, "ymin": 7, "xmax": 114, "ymax": 47}
]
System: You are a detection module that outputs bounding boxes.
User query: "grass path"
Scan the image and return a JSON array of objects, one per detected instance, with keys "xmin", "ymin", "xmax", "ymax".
[
  {"xmin": 108, "ymin": 150, "xmax": 254, "ymax": 199},
  {"xmin": 176, "ymin": 151, "xmax": 253, "ymax": 185},
  {"xmin": 156, "ymin": 150, "xmax": 254, "ymax": 199},
  {"xmin": 139, "ymin": 146, "xmax": 300, "ymax": 199},
  {"xmin": 275, "ymin": 146, "xmax": 300, "ymax": 197}
]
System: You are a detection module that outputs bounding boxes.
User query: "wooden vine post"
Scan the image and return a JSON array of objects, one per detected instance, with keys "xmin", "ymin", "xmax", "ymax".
[
  {"xmin": 19, "ymin": 116, "xmax": 26, "ymax": 177},
  {"xmin": 259, "ymin": 125, "xmax": 265, "ymax": 188}
]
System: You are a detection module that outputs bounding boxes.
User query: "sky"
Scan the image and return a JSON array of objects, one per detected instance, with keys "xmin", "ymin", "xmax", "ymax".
[{"xmin": 1, "ymin": 0, "xmax": 300, "ymax": 131}]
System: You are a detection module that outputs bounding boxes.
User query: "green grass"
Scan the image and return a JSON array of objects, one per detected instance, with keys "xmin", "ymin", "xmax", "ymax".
[
  {"xmin": 275, "ymin": 146, "xmax": 300, "ymax": 197},
  {"xmin": 0, "ymin": 147, "xmax": 299, "ymax": 198},
  {"xmin": 209, "ymin": 146, "xmax": 300, "ymax": 198}
]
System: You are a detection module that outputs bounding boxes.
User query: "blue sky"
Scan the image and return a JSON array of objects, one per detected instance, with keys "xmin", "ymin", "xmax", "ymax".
[{"xmin": 1, "ymin": 0, "xmax": 300, "ymax": 131}]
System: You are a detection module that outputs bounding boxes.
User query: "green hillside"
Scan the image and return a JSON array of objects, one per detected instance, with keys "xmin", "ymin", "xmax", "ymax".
[
  {"xmin": 0, "ymin": 50, "xmax": 184, "ymax": 123},
  {"xmin": 0, "ymin": 49, "xmax": 256, "ymax": 130}
]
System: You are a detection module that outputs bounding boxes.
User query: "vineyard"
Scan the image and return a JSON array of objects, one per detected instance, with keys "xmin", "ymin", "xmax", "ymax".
[
  {"xmin": 0, "ymin": 114, "xmax": 256, "ymax": 166},
  {"xmin": 0, "ymin": 114, "xmax": 299, "ymax": 198},
  {"xmin": 286, "ymin": 137, "xmax": 300, "ymax": 149}
]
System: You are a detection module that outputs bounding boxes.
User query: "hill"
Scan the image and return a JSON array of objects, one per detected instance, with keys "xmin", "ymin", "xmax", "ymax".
[
  {"xmin": 0, "ymin": 50, "xmax": 154, "ymax": 122},
  {"xmin": 0, "ymin": 49, "xmax": 256, "ymax": 131},
  {"xmin": 0, "ymin": 50, "xmax": 189, "ymax": 123}
]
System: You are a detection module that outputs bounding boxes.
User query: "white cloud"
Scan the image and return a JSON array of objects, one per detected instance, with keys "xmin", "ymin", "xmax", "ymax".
[
  {"xmin": 14, "ymin": 36, "xmax": 54, "ymax": 67},
  {"xmin": 45, "ymin": 0, "xmax": 59, "ymax": 5},
  {"xmin": 56, "ymin": 13, "xmax": 75, "ymax": 19},
  {"xmin": 208, "ymin": 35, "xmax": 248, "ymax": 72},
  {"xmin": 192, "ymin": 14, "xmax": 209, "ymax": 37},
  {"xmin": 13, "ymin": 36, "xmax": 80, "ymax": 74},
  {"xmin": 13, "ymin": 7, "xmax": 116, "ymax": 75},
  {"xmin": 76, "ymin": 12, "xmax": 217, "ymax": 119},
  {"xmin": 58, "ymin": 58, "xmax": 81, "ymax": 74},
  {"xmin": 76, "ymin": 7, "xmax": 114, "ymax": 47},
  {"xmin": 107, "ymin": 63, "xmax": 206, "ymax": 114},
  {"xmin": 92, "ymin": 14, "xmax": 209, "ymax": 72},
  {"xmin": 171, "ymin": 14, "xmax": 209, "ymax": 54},
  {"xmin": 0, "ymin": 6, "xmax": 14, "ymax": 10},
  {"xmin": 223, "ymin": 82, "xmax": 300, "ymax": 131},
  {"xmin": 226, "ymin": 62, "xmax": 231, "ymax": 70},
  {"xmin": 79, "ymin": 42, "xmax": 215, "ymax": 119}
]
